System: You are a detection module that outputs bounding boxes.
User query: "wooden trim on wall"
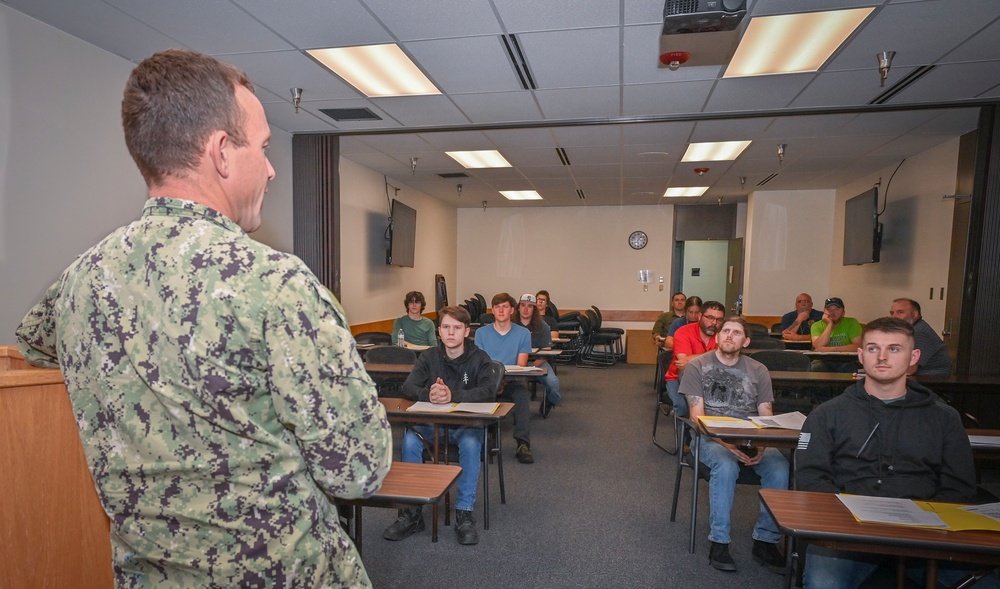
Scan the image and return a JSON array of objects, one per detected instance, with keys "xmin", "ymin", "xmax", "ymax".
[{"xmin": 351, "ymin": 313, "xmax": 438, "ymax": 336}]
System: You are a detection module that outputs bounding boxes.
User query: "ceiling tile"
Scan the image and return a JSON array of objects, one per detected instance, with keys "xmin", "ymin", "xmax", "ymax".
[
  {"xmin": 493, "ymin": 0, "xmax": 620, "ymax": 32},
  {"xmin": 518, "ymin": 28, "xmax": 622, "ymax": 89},
  {"xmin": 237, "ymin": 0, "xmax": 392, "ymax": 48},
  {"xmin": 361, "ymin": 0, "xmax": 503, "ymax": 41},
  {"xmin": 405, "ymin": 37, "xmax": 523, "ymax": 93}
]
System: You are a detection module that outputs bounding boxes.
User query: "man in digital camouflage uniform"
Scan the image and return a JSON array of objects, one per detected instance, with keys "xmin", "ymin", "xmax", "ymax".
[{"xmin": 15, "ymin": 49, "xmax": 392, "ymax": 588}]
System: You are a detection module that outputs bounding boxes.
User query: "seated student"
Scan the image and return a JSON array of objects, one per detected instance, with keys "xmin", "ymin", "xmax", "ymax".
[
  {"xmin": 663, "ymin": 300, "xmax": 724, "ymax": 417},
  {"xmin": 475, "ymin": 293, "xmax": 535, "ymax": 464},
  {"xmin": 535, "ymin": 290, "xmax": 559, "ymax": 339},
  {"xmin": 517, "ymin": 293, "xmax": 561, "ymax": 417},
  {"xmin": 391, "ymin": 291, "xmax": 438, "ymax": 346},
  {"xmin": 664, "ymin": 296, "xmax": 703, "ymax": 350},
  {"xmin": 796, "ymin": 317, "xmax": 996, "ymax": 588},
  {"xmin": 888, "ymin": 297, "xmax": 952, "ymax": 376},
  {"xmin": 810, "ymin": 297, "xmax": 863, "ymax": 372},
  {"xmin": 653, "ymin": 291, "xmax": 687, "ymax": 349},
  {"xmin": 682, "ymin": 316, "xmax": 788, "ymax": 573},
  {"xmin": 383, "ymin": 306, "xmax": 494, "ymax": 545},
  {"xmin": 780, "ymin": 293, "xmax": 823, "ymax": 342},
  {"xmin": 382, "ymin": 307, "xmax": 496, "ymax": 544}
]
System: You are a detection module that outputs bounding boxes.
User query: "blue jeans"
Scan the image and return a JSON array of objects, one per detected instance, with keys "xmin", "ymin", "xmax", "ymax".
[
  {"xmin": 665, "ymin": 379, "xmax": 688, "ymax": 417},
  {"xmin": 804, "ymin": 544, "xmax": 1000, "ymax": 589},
  {"xmin": 402, "ymin": 424, "xmax": 484, "ymax": 512},
  {"xmin": 539, "ymin": 361, "xmax": 561, "ymax": 405},
  {"xmin": 696, "ymin": 436, "xmax": 788, "ymax": 544}
]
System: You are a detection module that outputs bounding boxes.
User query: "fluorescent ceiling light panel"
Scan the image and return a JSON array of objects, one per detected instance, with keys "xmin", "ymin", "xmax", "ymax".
[
  {"xmin": 681, "ymin": 141, "xmax": 751, "ymax": 162},
  {"xmin": 501, "ymin": 190, "xmax": 543, "ymax": 201},
  {"xmin": 307, "ymin": 44, "xmax": 440, "ymax": 97},
  {"xmin": 446, "ymin": 150, "xmax": 512, "ymax": 168},
  {"xmin": 663, "ymin": 187, "xmax": 709, "ymax": 198},
  {"xmin": 725, "ymin": 8, "xmax": 874, "ymax": 77}
]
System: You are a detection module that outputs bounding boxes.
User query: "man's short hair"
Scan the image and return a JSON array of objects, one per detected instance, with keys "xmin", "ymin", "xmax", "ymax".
[
  {"xmin": 122, "ymin": 49, "xmax": 253, "ymax": 187},
  {"xmin": 685, "ymin": 295, "xmax": 704, "ymax": 310},
  {"xmin": 491, "ymin": 292, "xmax": 516, "ymax": 307},
  {"xmin": 862, "ymin": 317, "xmax": 915, "ymax": 342},
  {"xmin": 672, "ymin": 291, "xmax": 685, "ymax": 299},
  {"xmin": 438, "ymin": 305, "xmax": 471, "ymax": 326},
  {"xmin": 535, "ymin": 289, "xmax": 550, "ymax": 300},
  {"xmin": 893, "ymin": 297, "xmax": 922, "ymax": 318},
  {"xmin": 404, "ymin": 291, "xmax": 426, "ymax": 311},
  {"xmin": 701, "ymin": 300, "xmax": 725, "ymax": 314},
  {"xmin": 722, "ymin": 315, "xmax": 750, "ymax": 335}
]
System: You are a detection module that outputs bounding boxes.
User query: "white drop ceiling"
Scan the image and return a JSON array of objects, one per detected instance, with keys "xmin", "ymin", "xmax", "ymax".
[{"xmin": 5, "ymin": 0, "xmax": 998, "ymax": 207}]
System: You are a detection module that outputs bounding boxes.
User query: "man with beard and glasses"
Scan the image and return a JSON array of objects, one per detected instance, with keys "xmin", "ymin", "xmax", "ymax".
[{"xmin": 662, "ymin": 300, "xmax": 725, "ymax": 417}]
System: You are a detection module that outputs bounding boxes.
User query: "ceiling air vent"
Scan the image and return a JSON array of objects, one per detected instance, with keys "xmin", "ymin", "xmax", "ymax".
[
  {"xmin": 756, "ymin": 173, "xmax": 778, "ymax": 187},
  {"xmin": 320, "ymin": 107, "xmax": 382, "ymax": 121},
  {"xmin": 577, "ymin": 189, "xmax": 586, "ymax": 200},
  {"xmin": 438, "ymin": 172, "xmax": 468, "ymax": 178},
  {"xmin": 556, "ymin": 148, "xmax": 571, "ymax": 166},
  {"xmin": 501, "ymin": 34, "xmax": 537, "ymax": 90}
]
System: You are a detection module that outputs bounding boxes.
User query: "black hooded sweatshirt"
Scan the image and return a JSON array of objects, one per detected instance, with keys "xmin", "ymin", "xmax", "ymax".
[
  {"xmin": 400, "ymin": 338, "xmax": 496, "ymax": 403},
  {"xmin": 796, "ymin": 380, "xmax": 976, "ymax": 503}
]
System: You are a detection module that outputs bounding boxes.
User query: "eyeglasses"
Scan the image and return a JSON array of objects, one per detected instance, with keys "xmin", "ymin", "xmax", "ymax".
[{"xmin": 703, "ymin": 314, "xmax": 725, "ymax": 323}]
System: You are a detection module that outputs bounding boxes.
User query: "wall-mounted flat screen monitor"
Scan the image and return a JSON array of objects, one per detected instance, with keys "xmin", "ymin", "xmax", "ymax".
[
  {"xmin": 843, "ymin": 187, "xmax": 882, "ymax": 265},
  {"xmin": 386, "ymin": 199, "xmax": 416, "ymax": 268}
]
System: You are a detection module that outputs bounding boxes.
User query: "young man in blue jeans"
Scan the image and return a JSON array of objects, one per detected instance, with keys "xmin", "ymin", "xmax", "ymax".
[
  {"xmin": 382, "ymin": 306, "xmax": 497, "ymax": 545},
  {"xmin": 681, "ymin": 316, "xmax": 788, "ymax": 573}
]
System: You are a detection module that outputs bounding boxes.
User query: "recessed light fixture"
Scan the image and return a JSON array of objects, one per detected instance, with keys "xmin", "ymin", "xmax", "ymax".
[
  {"xmin": 446, "ymin": 150, "xmax": 512, "ymax": 169},
  {"xmin": 682, "ymin": 141, "xmax": 751, "ymax": 162},
  {"xmin": 501, "ymin": 190, "xmax": 543, "ymax": 201},
  {"xmin": 725, "ymin": 8, "xmax": 874, "ymax": 78},
  {"xmin": 307, "ymin": 44, "xmax": 441, "ymax": 97},
  {"xmin": 663, "ymin": 187, "xmax": 709, "ymax": 198}
]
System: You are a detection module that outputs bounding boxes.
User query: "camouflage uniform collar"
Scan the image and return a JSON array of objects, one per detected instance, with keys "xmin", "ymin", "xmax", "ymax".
[{"xmin": 142, "ymin": 197, "xmax": 244, "ymax": 233}]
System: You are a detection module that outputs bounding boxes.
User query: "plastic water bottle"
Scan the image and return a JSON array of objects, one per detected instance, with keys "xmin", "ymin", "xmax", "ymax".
[{"xmin": 397, "ymin": 329, "xmax": 405, "ymax": 347}]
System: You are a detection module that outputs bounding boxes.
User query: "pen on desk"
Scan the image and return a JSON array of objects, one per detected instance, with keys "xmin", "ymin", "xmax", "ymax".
[{"xmin": 856, "ymin": 422, "xmax": 880, "ymax": 457}]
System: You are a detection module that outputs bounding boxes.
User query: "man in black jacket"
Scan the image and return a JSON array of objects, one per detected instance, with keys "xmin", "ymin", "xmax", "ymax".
[
  {"xmin": 796, "ymin": 317, "xmax": 991, "ymax": 588},
  {"xmin": 382, "ymin": 306, "xmax": 496, "ymax": 545}
]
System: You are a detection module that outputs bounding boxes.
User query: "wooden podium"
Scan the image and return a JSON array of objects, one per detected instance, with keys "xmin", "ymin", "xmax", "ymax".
[{"xmin": 0, "ymin": 346, "xmax": 113, "ymax": 589}]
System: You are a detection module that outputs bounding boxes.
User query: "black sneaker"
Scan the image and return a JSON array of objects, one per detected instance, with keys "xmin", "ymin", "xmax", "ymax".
[
  {"xmin": 382, "ymin": 506, "xmax": 424, "ymax": 541},
  {"xmin": 455, "ymin": 509, "xmax": 479, "ymax": 545},
  {"xmin": 515, "ymin": 442, "xmax": 534, "ymax": 464},
  {"xmin": 752, "ymin": 540, "xmax": 786, "ymax": 574},
  {"xmin": 709, "ymin": 541, "xmax": 737, "ymax": 572}
]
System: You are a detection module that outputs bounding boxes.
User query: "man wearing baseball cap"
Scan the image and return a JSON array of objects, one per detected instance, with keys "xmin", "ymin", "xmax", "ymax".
[{"xmin": 811, "ymin": 297, "xmax": 863, "ymax": 372}]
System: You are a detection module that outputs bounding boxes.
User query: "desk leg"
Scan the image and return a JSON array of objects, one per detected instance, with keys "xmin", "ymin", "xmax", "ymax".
[
  {"xmin": 482, "ymin": 426, "xmax": 490, "ymax": 530},
  {"xmin": 497, "ymin": 428, "xmax": 506, "ymax": 504},
  {"xmin": 925, "ymin": 559, "xmax": 937, "ymax": 589},
  {"xmin": 354, "ymin": 506, "xmax": 363, "ymax": 557},
  {"xmin": 689, "ymin": 439, "xmax": 700, "ymax": 554}
]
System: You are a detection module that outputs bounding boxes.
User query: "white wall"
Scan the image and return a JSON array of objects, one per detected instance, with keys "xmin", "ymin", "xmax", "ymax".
[
  {"xmin": 338, "ymin": 158, "xmax": 457, "ymax": 324},
  {"xmin": 456, "ymin": 204, "xmax": 676, "ymax": 324},
  {"xmin": 827, "ymin": 138, "xmax": 959, "ymax": 329},
  {"xmin": 743, "ymin": 189, "xmax": 836, "ymax": 316},
  {"xmin": 0, "ymin": 4, "xmax": 294, "ymax": 338}
]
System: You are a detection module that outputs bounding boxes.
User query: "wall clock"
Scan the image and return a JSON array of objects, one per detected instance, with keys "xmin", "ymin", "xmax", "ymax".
[{"xmin": 628, "ymin": 230, "xmax": 648, "ymax": 250}]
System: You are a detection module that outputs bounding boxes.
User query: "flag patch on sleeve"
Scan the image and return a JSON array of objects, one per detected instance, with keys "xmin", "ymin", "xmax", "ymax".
[{"xmin": 797, "ymin": 432, "xmax": 810, "ymax": 451}]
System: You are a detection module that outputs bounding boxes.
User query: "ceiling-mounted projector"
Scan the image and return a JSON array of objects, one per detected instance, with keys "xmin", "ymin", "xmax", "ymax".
[{"xmin": 663, "ymin": 0, "xmax": 747, "ymax": 35}]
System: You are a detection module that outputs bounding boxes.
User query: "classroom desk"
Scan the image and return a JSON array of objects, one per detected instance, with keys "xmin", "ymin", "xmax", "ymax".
[
  {"xmin": 339, "ymin": 462, "xmax": 461, "ymax": 556},
  {"xmin": 759, "ymin": 489, "xmax": 1000, "ymax": 589},
  {"xmin": 379, "ymin": 398, "xmax": 515, "ymax": 529}
]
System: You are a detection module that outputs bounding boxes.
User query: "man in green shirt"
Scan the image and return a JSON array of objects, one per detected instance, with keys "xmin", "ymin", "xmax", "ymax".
[
  {"xmin": 15, "ymin": 49, "xmax": 391, "ymax": 588},
  {"xmin": 810, "ymin": 297, "xmax": 863, "ymax": 372}
]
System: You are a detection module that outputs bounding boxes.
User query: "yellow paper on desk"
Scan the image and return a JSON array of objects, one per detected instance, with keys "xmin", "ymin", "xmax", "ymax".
[
  {"xmin": 697, "ymin": 415, "xmax": 757, "ymax": 429},
  {"xmin": 918, "ymin": 501, "xmax": 1000, "ymax": 532}
]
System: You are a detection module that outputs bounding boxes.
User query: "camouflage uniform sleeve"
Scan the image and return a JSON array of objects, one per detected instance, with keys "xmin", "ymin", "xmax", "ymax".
[
  {"xmin": 263, "ymin": 269, "xmax": 392, "ymax": 500},
  {"xmin": 14, "ymin": 280, "xmax": 62, "ymax": 368}
]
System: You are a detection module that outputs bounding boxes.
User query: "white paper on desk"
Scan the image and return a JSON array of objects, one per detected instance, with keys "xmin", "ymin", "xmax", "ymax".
[
  {"xmin": 406, "ymin": 401, "xmax": 499, "ymax": 414},
  {"xmin": 969, "ymin": 435, "xmax": 1000, "ymax": 448},
  {"xmin": 504, "ymin": 365, "xmax": 544, "ymax": 373},
  {"xmin": 961, "ymin": 502, "xmax": 1000, "ymax": 523},
  {"xmin": 749, "ymin": 411, "xmax": 806, "ymax": 430},
  {"xmin": 404, "ymin": 344, "xmax": 431, "ymax": 351},
  {"xmin": 532, "ymin": 350, "xmax": 561, "ymax": 356},
  {"xmin": 836, "ymin": 494, "xmax": 949, "ymax": 528}
]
